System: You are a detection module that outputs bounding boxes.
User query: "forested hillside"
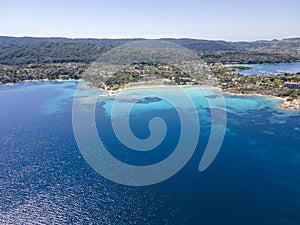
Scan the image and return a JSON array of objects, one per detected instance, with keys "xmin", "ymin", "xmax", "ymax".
[{"xmin": 0, "ymin": 36, "xmax": 300, "ymax": 84}]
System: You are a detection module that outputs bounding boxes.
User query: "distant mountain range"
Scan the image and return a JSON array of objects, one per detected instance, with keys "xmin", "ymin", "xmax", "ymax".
[
  {"xmin": 0, "ymin": 36, "xmax": 299, "ymax": 66},
  {"xmin": 1, "ymin": 36, "xmax": 300, "ymax": 52}
]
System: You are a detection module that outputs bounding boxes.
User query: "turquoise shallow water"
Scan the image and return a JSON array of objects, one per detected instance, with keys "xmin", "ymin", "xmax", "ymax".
[{"xmin": 0, "ymin": 81, "xmax": 300, "ymax": 224}]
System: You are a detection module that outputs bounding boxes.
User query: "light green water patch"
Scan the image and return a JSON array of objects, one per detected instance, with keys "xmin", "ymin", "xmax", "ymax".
[
  {"xmin": 267, "ymin": 109, "xmax": 300, "ymax": 125},
  {"xmin": 248, "ymin": 140, "xmax": 258, "ymax": 145},
  {"xmin": 100, "ymin": 86, "xmax": 213, "ymax": 120},
  {"xmin": 1, "ymin": 81, "xmax": 79, "ymax": 116},
  {"xmin": 267, "ymin": 116, "xmax": 288, "ymax": 124},
  {"xmin": 261, "ymin": 130, "xmax": 275, "ymax": 136},
  {"xmin": 224, "ymin": 95, "xmax": 277, "ymax": 116},
  {"xmin": 40, "ymin": 82, "xmax": 79, "ymax": 115}
]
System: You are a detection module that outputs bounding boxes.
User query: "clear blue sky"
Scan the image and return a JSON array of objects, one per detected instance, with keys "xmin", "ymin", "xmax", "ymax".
[{"xmin": 0, "ymin": 0, "xmax": 299, "ymax": 41}]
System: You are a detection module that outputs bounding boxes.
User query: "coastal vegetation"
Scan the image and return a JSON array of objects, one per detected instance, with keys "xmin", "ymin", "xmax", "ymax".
[
  {"xmin": 211, "ymin": 64, "xmax": 300, "ymax": 101},
  {"xmin": 84, "ymin": 62, "xmax": 194, "ymax": 90},
  {"xmin": 0, "ymin": 36, "xmax": 299, "ymax": 108},
  {"xmin": 0, "ymin": 63, "xmax": 87, "ymax": 83}
]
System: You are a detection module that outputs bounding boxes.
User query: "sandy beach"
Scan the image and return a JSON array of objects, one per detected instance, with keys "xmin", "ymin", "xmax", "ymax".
[{"xmin": 97, "ymin": 83, "xmax": 300, "ymax": 111}]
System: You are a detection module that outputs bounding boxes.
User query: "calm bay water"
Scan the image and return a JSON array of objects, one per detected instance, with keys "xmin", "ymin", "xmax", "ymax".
[
  {"xmin": 233, "ymin": 62, "xmax": 300, "ymax": 75},
  {"xmin": 0, "ymin": 81, "xmax": 300, "ymax": 225}
]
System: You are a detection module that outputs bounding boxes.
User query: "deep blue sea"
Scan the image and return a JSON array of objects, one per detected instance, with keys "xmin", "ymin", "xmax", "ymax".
[
  {"xmin": 1, "ymin": 81, "xmax": 300, "ymax": 225},
  {"xmin": 232, "ymin": 62, "xmax": 300, "ymax": 75}
]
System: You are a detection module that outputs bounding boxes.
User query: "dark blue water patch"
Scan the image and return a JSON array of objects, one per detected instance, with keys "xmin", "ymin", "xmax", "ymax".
[
  {"xmin": 0, "ymin": 82, "xmax": 185, "ymax": 224},
  {"xmin": 205, "ymin": 94, "xmax": 223, "ymax": 99},
  {"xmin": 95, "ymin": 103, "xmax": 182, "ymax": 166},
  {"xmin": 166, "ymin": 122, "xmax": 300, "ymax": 225},
  {"xmin": 95, "ymin": 95, "xmax": 213, "ymax": 167},
  {"xmin": 137, "ymin": 96, "xmax": 162, "ymax": 104},
  {"xmin": 1, "ymin": 82, "xmax": 300, "ymax": 224}
]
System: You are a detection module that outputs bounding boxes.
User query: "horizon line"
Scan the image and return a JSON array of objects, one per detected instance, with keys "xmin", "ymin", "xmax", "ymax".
[{"xmin": 1, "ymin": 34, "xmax": 300, "ymax": 43}]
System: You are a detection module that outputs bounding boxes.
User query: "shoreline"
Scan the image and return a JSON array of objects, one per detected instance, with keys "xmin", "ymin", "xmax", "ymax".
[
  {"xmin": 1, "ymin": 78, "xmax": 82, "ymax": 86},
  {"xmin": 1, "ymin": 79, "xmax": 299, "ymax": 111},
  {"xmin": 221, "ymin": 90, "xmax": 300, "ymax": 110},
  {"xmin": 99, "ymin": 84, "xmax": 300, "ymax": 111}
]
